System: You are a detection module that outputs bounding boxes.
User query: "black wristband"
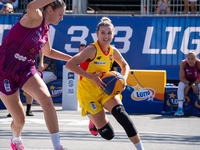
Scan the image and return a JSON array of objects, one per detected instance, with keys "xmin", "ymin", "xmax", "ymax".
[{"xmin": 188, "ymin": 82, "xmax": 193, "ymax": 86}]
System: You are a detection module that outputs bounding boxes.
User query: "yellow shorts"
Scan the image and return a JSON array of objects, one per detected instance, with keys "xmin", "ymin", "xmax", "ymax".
[{"xmin": 78, "ymin": 94, "xmax": 122, "ymax": 116}]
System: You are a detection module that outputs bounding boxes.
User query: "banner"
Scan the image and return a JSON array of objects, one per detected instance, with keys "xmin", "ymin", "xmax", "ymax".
[
  {"xmin": 1, "ymin": 14, "xmax": 200, "ymax": 80},
  {"xmin": 20, "ymin": 79, "xmax": 62, "ymax": 103},
  {"xmin": 164, "ymin": 87, "xmax": 192, "ymax": 115},
  {"xmin": 122, "ymin": 70, "xmax": 166, "ymax": 114}
]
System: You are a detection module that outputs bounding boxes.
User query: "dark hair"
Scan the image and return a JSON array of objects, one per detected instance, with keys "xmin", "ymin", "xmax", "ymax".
[
  {"xmin": 43, "ymin": 0, "xmax": 66, "ymax": 11},
  {"xmin": 79, "ymin": 44, "xmax": 86, "ymax": 49}
]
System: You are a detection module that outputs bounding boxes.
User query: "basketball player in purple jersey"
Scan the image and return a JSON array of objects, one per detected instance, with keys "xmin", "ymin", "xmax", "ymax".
[
  {"xmin": 175, "ymin": 50, "xmax": 200, "ymax": 116},
  {"xmin": 0, "ymin": 0, "xmax": 71, "ymax": 149}
]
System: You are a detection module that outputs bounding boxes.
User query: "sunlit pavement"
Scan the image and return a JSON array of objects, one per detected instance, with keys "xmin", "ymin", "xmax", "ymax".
[{"xmin": 0, "ymin": 103, "xmax": 200, "ymax": 150}]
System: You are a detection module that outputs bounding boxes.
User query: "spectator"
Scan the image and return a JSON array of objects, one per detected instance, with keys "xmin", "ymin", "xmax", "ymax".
[
  {"xmin": 0, "ymin": 0, "xmax": 12, "ymax": 4},
  {"xmin": 0, "ymin": 3, "xmax": 13, "ymax": 13},
  {"xmin": 174, "ymin": 50, "xmax": 200, "ymax": 116},
  {"xmin": 37, "ymin": 55, "xmax": 58, "ymax": 84},
  {"xmin": 12, "ymin": 0, "xmax": 18, "ymax": 10},
  {"xmin": 184, "ymin": 0, "xmax": 196, "ymax": 14},
  {"xmin": 156, "ymin": 0, "xmax": 170, "ymax": 14},
  {"xmin": 0, "ymin": 0, "xmax": 12, "ymax": 9},
  {"xmin": 78, "ymin": 43, "xmax": 86, "ymax": 52},
  {"xmin": 0, "ymin": 0, "xmax": 18, "ymax": 10}
]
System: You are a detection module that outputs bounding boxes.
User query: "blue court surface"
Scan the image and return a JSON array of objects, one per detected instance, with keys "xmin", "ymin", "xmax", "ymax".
[{"xmin": 0, "ymin": 103, "xmax": 200, "ymax": 150}]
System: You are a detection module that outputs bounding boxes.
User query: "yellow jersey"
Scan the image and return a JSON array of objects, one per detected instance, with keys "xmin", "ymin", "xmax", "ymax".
[{"xmin": 77, "ymin": 40, "xmax": 114, "ymax": 102}]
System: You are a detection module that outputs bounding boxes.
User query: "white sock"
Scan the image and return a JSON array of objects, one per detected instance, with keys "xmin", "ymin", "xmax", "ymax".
[
  {"xmin": 50, "ymin": 132, "xmax": 60, "ymax": 150},
  {"xmin": 134, "ymin": 141, "xmax": 144, "ymax": 150},
  {"xmin": 178, "ymin": 100, "xmax": 183, "ymax": 109},
  {"xmin": 12, "ymin": 135, "xmax": 22, "ymax": 142}
]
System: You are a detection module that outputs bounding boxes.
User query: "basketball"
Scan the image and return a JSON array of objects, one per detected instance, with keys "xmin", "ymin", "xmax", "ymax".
[{"xmin": 101, "ymin": 71, "xmax": 125, "ymax": 95}]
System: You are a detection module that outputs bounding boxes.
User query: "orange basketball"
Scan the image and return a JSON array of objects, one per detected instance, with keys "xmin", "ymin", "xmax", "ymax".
[{"xmin": 101, "ymin": 71, "xmax": 125, "ymax": 95}]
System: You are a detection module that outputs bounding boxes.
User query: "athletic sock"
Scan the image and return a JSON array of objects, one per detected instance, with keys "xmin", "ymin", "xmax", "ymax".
[
  {"xmin": 178, "ymin": 100, "xmax": 183, "ymax": 109},
  {"xmin": 50, "ymin": 132, "xmax": 60, "ymax": 149},
  {"xmin": 12, "ymin": 135, "xmax": 22, "ymax": 142},
  {"xmin": 26, "ymin": 104, "xmax": 31, "ymax": 113},
  {"xmin": 134, "ymin": 141, "xmax": 144, "ymax": 150}
]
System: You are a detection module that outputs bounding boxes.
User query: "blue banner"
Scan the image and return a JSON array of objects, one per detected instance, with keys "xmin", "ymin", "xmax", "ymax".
[{"xmin": 1, "ymin": 14, "xmax": 200, "ymax": 80}]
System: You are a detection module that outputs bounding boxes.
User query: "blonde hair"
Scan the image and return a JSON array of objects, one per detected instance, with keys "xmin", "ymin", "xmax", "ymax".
[
  {"xmin": 96, "ymin": 17, "xmax": 114, "ymax": 32},
  {"xmin": 187, "ymin": 50, "xmax": 197, "ymax": 58}
]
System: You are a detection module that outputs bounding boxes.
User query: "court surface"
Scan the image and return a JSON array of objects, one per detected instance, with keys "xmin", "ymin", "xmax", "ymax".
[{"xmin": 0, "ymin": 103, "xmax": 200, "ymax": 150}]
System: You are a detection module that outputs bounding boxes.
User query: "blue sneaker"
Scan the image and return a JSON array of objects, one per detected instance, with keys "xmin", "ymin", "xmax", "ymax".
[{"xmin": 174, "ymin": 108, "xmax": 184, "ymax": 116}]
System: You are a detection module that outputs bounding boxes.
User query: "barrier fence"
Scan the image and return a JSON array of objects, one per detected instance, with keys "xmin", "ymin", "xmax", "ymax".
[
  {"xmin": 17, "ymin": 0, "xmax": 73, "ymax": 13},
  {"xmin": 16, "ymin": 0, "xmax": 200, "ymax": 15},
  {"xmin": 141, "ymin": 0, "xmax": 200, "ymax": 15}
]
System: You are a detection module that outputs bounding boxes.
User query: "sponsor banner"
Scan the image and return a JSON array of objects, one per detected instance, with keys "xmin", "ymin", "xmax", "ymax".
[
  {"xmin": 20, "ymin": 79, "xmax": 62, "ymax": 103},
  {"xmin": 122, "ymin": 70, "xmax": 166, "ymax": 113},
  {"xmin": 62, "ymin": 66, "xmax": 79, "ymax": 110},
  {"xmin": 192, "ymin": 93, "xmax": 200, "ymax": 116},
  {"xmin": 47, "ymin": 79, "xmax": 62, "ymax": 103},
  {"xmin": 66, "ymin": 72, "xmax": 76, "ymax": 95},
  {"xmin": 20, "ymin": 89, "xmax": 27, "ymax": 103},
  {"xmin": 164, "ymin": 87, "xmax": 192, "ymax": 115},
  {"xmin": 1, "ymin": 15, "xmax": 200, "ymax": 80}
]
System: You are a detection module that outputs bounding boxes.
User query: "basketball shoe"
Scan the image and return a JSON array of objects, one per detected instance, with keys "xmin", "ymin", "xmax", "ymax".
[
  {"xmin": 174, "ymin": 107, "xmax": 184, "ymax": 116},
  {"xmin": 11, "ymin": 138, "xmax": 24, "ymax": 150},
  {"xmin": 56, "ymin": 145, "xmax": 68, "ymax": 150},
  {"xmin": 89, "ymin": 120, "xmax": 98, "ymax": 136}
]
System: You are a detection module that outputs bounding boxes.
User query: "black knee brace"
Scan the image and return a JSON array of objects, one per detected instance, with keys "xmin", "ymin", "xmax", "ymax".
[
  {"xmin": 111, "ymin": 104, "xmax": 138, "ymax": 137},
  {"xmin": 98, "ymin": 122, "xmax": 114, "ymax": 140}
]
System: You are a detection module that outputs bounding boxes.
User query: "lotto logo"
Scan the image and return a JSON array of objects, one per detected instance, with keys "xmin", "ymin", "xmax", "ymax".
[{"xmin": 68, "ymin": 72, "xmax": 74, "ymax": 79}]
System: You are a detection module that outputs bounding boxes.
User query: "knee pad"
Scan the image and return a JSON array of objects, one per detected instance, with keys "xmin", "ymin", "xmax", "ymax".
[
  {"xmin": 98, "ymin": 122, "xmax": 114, "ymax": 140},
  {"xmin": 111, "ymin": 104, "xmax": 137, "ymax": 137}
]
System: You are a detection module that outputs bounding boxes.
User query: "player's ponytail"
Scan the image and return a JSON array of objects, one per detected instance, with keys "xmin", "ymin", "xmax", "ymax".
[{"xmin": 43, "ymin": 0, "xmax": 66, "ymax": 11}]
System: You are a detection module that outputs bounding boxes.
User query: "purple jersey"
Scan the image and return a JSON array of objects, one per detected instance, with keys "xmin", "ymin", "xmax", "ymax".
[
  {"xmin": 0, "ymin": 15, "xmax": 49, "ymax": 76},
  {"xmin": 0, "ymin": 15, "xmax": 49, "ymax": 95},
  {"xmin": 184, "ymin": 59, "xmax": 199, "ymax": 83}
]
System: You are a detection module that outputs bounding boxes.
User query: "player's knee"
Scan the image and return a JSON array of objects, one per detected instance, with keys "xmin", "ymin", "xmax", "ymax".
[
  {"xmin": 111, "ymin": 104, "xmax": 137, "ymax": 137},
  {"xmin": 178, "ymin": 82, "xmax": 185, "ymax": 89},
  {"xmin": 13, "ymin": 115, "xmax": 25, "ymax": 127},
  {"xmin": 98, "ymin": 122, "xmax": 114, "ymax": 140}
]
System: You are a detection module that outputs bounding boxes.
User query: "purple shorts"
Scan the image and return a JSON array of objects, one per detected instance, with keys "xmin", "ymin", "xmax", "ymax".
[{"xmin": 0, "ymin": 65, "xmax": 43, "ymax": 96}]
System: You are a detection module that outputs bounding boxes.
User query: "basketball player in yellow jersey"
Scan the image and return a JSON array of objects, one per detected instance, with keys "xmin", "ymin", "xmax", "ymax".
[{"xmin": 66, "ymin": 17, "xmax": 144, "ymax": 150}]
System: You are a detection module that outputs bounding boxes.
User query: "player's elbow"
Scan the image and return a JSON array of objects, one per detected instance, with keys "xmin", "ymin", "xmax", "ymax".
[
  {"xmin": 27, "ymin": 2, "xmax": 36, "ymax": 11},
  {"xmin": 65, "ymin": 60, "xmax": 72, "ymax": 70}
]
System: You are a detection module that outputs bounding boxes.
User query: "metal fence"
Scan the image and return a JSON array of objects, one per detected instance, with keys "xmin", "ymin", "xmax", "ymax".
[
  {"xmin": 141, "ymin": 0, "xmax": 200, "ymax": 15},
  {"xmin": 16, "ymin": 0, "xmax": 200, "ymax": 15}
]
